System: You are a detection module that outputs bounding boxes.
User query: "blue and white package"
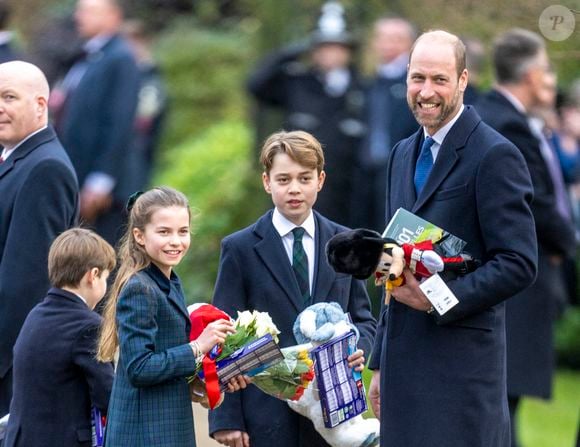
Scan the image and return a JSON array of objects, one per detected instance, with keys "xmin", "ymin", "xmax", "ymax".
[
  {"xmin": 91, "ymin": 406, "xmax": 105, "ymax": 447},
  {"xmin": 310, "ymin": 331, "xmax": 368, "ymax": 428}
]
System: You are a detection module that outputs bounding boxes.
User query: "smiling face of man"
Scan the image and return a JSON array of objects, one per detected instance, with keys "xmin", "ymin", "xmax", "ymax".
[{"xmin": 406, "ymin": 32, "xmax": 468, "ymax": 135}]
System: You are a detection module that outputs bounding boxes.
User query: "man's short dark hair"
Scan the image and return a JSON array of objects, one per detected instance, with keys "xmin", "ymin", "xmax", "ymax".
[{"xmin": 493, "ymin": 28, "xmax": 545, "ymax": 84}]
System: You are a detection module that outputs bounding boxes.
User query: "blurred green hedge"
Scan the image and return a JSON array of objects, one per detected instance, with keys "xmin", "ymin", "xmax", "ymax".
[
  {"xmin": 151, "ymin": 21, "xmax": 267, "ymax": 302},
  {"xmin": 154, "ymin": 120, "xmax": 267, "ymax": 302},
  {"xmin": 154, "ymin": 18, "xmax": 255, "ymax": 150},
  {"xmin": 555, "ymin": 307, "xmax": 580, "ymax": 369}
]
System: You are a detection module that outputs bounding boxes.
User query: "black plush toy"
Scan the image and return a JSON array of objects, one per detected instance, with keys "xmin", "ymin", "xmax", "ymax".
[{"xmin": 326, "ymin": 229, "xmax": 479, "ymax": 304}]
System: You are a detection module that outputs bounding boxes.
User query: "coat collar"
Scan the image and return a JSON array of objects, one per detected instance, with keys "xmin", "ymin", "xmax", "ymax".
[
  {"xmin": 46, "ymin": 287, "xmax": 89, "ymax": 308},
  {"xmin": 143, "ymin": 263, "xmax": 190, "ymax": 322},
  {"xmin": 0, "ymin": 126, "xmax": 57, "ymax": 180},
  {"xmin": 253, "ymin": 209, "xmax": 336, "ymax": 313},
  {"xmin": 254, "ymin": 210, "xmax": 303, "ymax": 312},
  {"xmin": 411, "ymin": 105, "xmax": 481, "ymax": 212},
  {"xmin": 487, "ymin": 88, "xmax": 530, "ymax": 124}
]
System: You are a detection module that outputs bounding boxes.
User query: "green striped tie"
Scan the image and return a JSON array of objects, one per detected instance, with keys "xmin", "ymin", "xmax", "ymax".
[{"xmin": 292, "ymin": 227, "xmax": 310, "ymax": 305}]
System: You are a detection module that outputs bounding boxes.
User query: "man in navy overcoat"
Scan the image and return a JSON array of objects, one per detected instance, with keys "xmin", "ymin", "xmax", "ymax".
[
  {"xmin": 477, "ymin": 29, "xmax": 577, "ymax": 447},
  {"xmin": 0, "ymin": 61, "xmax": 78, "ymax": 415},
  {"xmin": 368, "ymin": 31, "xmax": 537, "ymax": 447},
  {"xmin": 56, "ymin": 0, "xmax": 139, "ymax": 244}
]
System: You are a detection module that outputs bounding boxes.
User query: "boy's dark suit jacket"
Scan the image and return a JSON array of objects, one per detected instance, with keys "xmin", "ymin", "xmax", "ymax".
[
  {"xmin": 209, "ymin": 210, "xmax": 376, "ymax": 447},
  {"xmin": 369, "ymin": 106, "xmax": 537, "ymax": 447},
  {"xmin": 4, "ymin": 288, "xmax": 113, "ymax": 447},
  {"xmin": 0, "ymin": 126, "xmax": 78, "ymax": 414},
  {"xmin": 478, "ymin": 90, "xmax": 577, "ymax": 399}
]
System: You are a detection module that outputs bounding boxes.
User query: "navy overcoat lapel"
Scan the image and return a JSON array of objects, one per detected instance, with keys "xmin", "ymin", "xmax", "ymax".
[
  {"xmin": 400, "ymin": 129, "xmax": 422, "ymax": 211},
  {"xmin": 0, "ymin": 127, "xmax": 56, "ymax": 180},
  {"xmin": 412, "ymin": 106, "xmax": 480, "ymax": 213},
  {"xmin": 145, "ymin": 264, "xmax": 190, "ymax": 323},
  {"xmin": 311, "ymin": 212, "xmax": 334, "ymax": 304},
  {"xmin": 253, "ymin": 211, "xmax": 304, "ymax": 313},
  {"xmin": 168, "ymin": 280, "xmax": 191, "ymax": 323}
]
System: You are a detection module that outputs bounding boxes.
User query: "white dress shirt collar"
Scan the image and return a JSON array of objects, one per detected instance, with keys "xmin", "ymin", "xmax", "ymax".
[
  {"xmin": 0, "ymin": 31, "xmax": 13, "ymax": 46},
  {"xmin": 423, "ymin": 105, "xmax": 465, "ymax": 161},
  {"xmin": 495, "ymin": 87, "xmax": 527, "ymax": 114},
  {"xmin": 272, "ymin": 208, "xmax": 316, "ymax": 294},
  {"xmin": 84, "ymin": 34, "xmax": 114, "ymax": 54},
  {"xmin": 1, "ymin": 126, "xmax": 48, "ymax": 157},
  {"xmin": 377, "ymin": 52, "xmax": 409, "ymax": 79},
  {"xmin": 272, "ymin": 208, "xmax": 315, "ymax": 239}
]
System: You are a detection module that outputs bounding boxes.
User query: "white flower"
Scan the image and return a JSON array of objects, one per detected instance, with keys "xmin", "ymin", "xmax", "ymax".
[
  {"xmin": 254, "ymin": 311, "xmax": 280, "ymax": 343},
  {"xmin": 236, "ymin": 310, "xmax": 255, "ymax": 329}
]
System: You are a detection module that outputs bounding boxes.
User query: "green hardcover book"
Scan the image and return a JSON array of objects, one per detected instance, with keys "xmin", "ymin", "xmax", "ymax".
[{"xmin": 382, "ymin": 208, "xmax": 466, "ymax": 256}]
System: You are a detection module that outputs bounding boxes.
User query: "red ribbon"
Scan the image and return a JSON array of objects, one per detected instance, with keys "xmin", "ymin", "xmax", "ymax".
[
  {"xmin": 188, "ymin": 304, "xmax": 231, "ymax": 409},
  {"xmin": 202, "ymin": 354, "xmax": 222, "ymax": 409}
]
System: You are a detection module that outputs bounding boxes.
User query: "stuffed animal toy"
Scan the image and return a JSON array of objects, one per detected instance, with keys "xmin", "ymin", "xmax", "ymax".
[
  {"xmin": 293, "ymin": 301, "xmax": 359, "ymax": 345},
  {"xmin": 326, "ymin": 228, "xmax": 478, "ymax": 303},
  {"xmin": 289, "ymin": 302, "xmax": 380, "ymax": 447}
]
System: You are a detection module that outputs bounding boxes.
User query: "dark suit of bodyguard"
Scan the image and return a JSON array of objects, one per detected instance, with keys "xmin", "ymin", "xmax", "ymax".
[
  {"xmin": 59, "ymin": 34, "xmax": 139, "ymax": 190},
  {"xmin": 368, "ymin": 32, "xmax": 537, "ymax": 447},
  {"xmin": 0, "ymin": 61, "xmax": 78, "ymax": 416}
]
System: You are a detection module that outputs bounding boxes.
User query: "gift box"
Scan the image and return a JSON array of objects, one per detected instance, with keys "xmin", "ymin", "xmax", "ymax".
[
  {"xmin": 199, "ymin": 333, "xmax": 284, "ymax": 391},
  {"xmin": 310, "ymin": 331, "xmax": 367, "ymax": 428},
  {"xmin": 91, "ymin": 406, "xmax": 105, "ymax": 447}
]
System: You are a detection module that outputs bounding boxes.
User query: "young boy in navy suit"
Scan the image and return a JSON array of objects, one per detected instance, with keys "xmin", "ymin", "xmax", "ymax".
[
  {"xmin": 209, "ymin": 130, "xmax": 376, "ymax": 447},
  {"xmin": 4, "ymin": 228, "xmax": 116, "ymax": 447}
]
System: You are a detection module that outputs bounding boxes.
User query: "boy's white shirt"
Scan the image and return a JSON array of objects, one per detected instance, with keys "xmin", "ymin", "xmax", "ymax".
[
  {"xmin": 272, "ymin": 208, "xmax": 315, "ymax": 294},
  {"xmin": 73, "ymin": 293, "xmax": 88, "ymax": 306},
  {"xmin": 61, "ymin": 286, "xmax": 88, "ymax": 307}
]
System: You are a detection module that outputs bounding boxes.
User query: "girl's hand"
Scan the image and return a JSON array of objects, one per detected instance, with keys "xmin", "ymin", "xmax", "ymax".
[
  {"xmin": 196, "ymin": 319, "xmax": 235, "ymax": 354},
  {"xmin": 225, "ymin": 375, "xmax": 252, "ymax": 393},
  {"xmin": 347, "ymin": 349, "xmax": 365, "ymax": 372}
]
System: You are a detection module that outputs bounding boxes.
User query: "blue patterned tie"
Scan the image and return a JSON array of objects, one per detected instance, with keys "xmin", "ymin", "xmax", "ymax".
[
  {"xmin": 414, "ymin": 136, "xmax": 435, "ymax": 194},
  {"xmin": 292, "ymin": 227, "xmax": 310, "ymax": 305}
]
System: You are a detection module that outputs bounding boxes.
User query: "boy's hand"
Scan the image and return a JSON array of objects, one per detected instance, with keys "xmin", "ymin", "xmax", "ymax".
[
  {"xmin": 213, "ymin": 430, "xmax": 250, "ymax": 447},
  {"xmin": 196, "ymin": 319, "xmax": 235, "ymax": 354},
  {"xmin": 347, "ymin": 348, "xmax": 365, "ymax": 372}
]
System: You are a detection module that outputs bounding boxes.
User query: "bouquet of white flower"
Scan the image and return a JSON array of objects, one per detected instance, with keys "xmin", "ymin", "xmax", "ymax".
[{"xmin": 188, "ymin": 304, "xmax": 282, "ymax": 409}]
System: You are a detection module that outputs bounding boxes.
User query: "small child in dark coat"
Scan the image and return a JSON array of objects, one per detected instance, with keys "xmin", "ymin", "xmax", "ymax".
[{"xmin": 4, "ymin": 228, "xmax": 116, "ymax": 447}]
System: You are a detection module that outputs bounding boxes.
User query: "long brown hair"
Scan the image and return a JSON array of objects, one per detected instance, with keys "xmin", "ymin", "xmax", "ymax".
[{"xmin": 97, "ymin": 186, "xmax": 190, "ymax": 362}]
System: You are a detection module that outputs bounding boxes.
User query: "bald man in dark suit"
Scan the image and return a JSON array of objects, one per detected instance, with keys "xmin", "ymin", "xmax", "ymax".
[{"xmin": 0, "ymin": 61, "xmax": 78, "ymax": 415}]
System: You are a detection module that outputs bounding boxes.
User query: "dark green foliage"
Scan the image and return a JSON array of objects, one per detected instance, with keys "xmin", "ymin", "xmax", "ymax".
[
  {"xmin": 555, "ymin": 307, "xmax": 580, "ymax": 369},
  {"xmin": 153, "ymin": 120, "xmax": 267, "ymax": 303},
  {"xmin": 153, "ymin": 19, "xmax": 255, "ymax": 151}
]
